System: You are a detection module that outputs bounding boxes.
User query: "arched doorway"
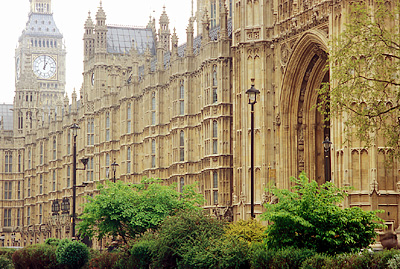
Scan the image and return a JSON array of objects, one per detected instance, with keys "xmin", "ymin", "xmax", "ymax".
[{"xmin": 279, "ymin": 30, "xmax": 330, "ymax": 187}]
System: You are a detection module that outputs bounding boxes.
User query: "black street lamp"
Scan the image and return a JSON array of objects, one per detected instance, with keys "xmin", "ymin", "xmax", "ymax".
[
  {"xmin": 61, "ymin": 197, "xmax": 70, "ymax": 215},
  {"xmin": 70, "ymin": 123, "xmax": 89, "ymax": 239},
  {"xmin": 51, "ymin": 199, "xmax": 60, "ymax": 216},
  {"xmin": 246, "ymin": 78, "xmax": 260, "ymax": 219},
  {"xmin": 323, "ymin": 137, "xmax": 332, "ymax": 182},
  {"xmin": 111, "ymin": 160, "xmax": 119, "ymax": 183}
]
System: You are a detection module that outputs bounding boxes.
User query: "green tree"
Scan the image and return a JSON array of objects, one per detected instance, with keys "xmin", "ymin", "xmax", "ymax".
[
  {"xmin": 318, "ymin": 0, "xmax": 400, "ymax": 159},
  {"xmin": 55, "ymin": 239, "xmax": 89, "ymax": 269},
  {"xmin": 77, "ymin": 178, "xmax": 204, "ymax": 243},
  {"xmin": 261, "ymin": 173, "xmax": 384, "ymax": 254}
]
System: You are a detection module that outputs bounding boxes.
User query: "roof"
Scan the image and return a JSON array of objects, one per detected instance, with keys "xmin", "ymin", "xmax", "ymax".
[
  {"xmin": 107, "ymin": 26, "xmax": 156, "ymax": 55},
  {"xmin": 0, "ymin": 104, "xmax": 13, "ymax": 131},
  {"xmin": 21, "ymin": 13, "xmax": 63, "ymax": 39}
]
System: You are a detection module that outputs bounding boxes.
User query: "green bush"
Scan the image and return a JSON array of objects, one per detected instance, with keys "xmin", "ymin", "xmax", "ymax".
[
  {"xmin": 56, "ymin": 239, "xmax": 89, "ymax": 269},
  {"xmin": 368, "ymin": 249, "xmax": 400, "ymax": 268},
  {"xmin": 12, "ymin": 244, "xmax": 64, "ymax": 269},
  {"xmin": 268, "ymin": 247, "xmax": 316, "ymax": 269},
  {"xmin": 249, "ymin": 242, "xmax": 274, "ymax": 269},
  {"xmin": 130, "ymin": 237, "xmax": 156, "ymax": 269},
  {"xmin": 45, "ymin": 238, "xmax": 61, "ymax": 246},
  {"xmin": 300, "ymin": 253, "xmax": 332, "ymax": 269},
  {"xmin": 262, "ymin": 173, "xmax": 384, "ymax": 255},
  {"xmin": 215, "ymin": 236, "xmax": 251, "ymax": 269},
  {"xmin": 88, "ymin": 251, "xmax": 121, "ymax": 269},
  {"xmin": 387, "ymin": 254, "xmax": 400, "ymax": 269},
  {"xmin": 151, "ymin": 210, "xmax": 226, "ymax": 268},
  {"xmin": 0, "ymin": 248, "xmax": 17, "ymax": 260},
  {"xmin": 0, "ymin": 255, "xmax": 13, "ymax": 269}
]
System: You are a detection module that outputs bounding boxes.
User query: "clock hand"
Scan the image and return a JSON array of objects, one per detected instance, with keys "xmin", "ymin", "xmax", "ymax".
[{"xmin": 43, "ymin": 56, "xmax": 47, "ymax": 70}]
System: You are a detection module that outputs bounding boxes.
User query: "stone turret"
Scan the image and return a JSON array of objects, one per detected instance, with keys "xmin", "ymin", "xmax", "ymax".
[
  {"xmin": 219, "ymin": 1, "xmax": 228, "ymax": 39},
  {"xmin": 95, "ymin": 1, "xmax": 107, "ymax": 53},
  {"xmin": 185, "ymin": 18, "xmax": 194, "ymax": 57},
  {"xmin": 202, "ymin": 10, "xmax": 210, "ymax": 46},
  {"xmin": 84, "ymin": 11, "xmax": 95, "ymax": 60},
  {"xmin": 158, "ymin": 6, "xmax": 171, "ymax": 51},
  {"xmin": 171, "ymin": 28, "xmax": 179, "ymax": 59}
]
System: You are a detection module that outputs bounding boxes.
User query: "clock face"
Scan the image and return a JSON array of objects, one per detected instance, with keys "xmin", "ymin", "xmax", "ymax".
[
  {"xmin": 33, "ymin": 55, "xmax": 57, "ymax": 79},
  {"xmin": 16, "ymin": 57, "xmax": 20, "ymax": 80}
]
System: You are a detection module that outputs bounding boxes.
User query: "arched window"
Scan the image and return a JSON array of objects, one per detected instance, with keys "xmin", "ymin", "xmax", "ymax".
[
  {"xmin": 5, "ymin": 152, "xmax": 12, "ymax": 173},
  {"xmin": 106, "ymin": 153, "xmax": 110, "ymax": 178},
  {"xmin": 213, "ymin": 171, "xmax": 218, "ymax": 188},
  {"xmin": 40, "ymin": 174, "xmax": 43, "ymax": 194},
  {"xmin": 18, "ymin": 154, "xmax": 21, "ymax": 172},
  {"xmin": 87, "ymin": 118, "xmax": 94, "ymax": 145},
  {"xmin": 180, "ymin": 177, "xmax": 185, "ymax": 193},
  {"xmin": 67, "ymin": 166, "xmax": 71, "ymax": 188},
  {"xmin": 179, "ymin": 80, "xmax": 184, "ymax": 115},
  {"xmin": 151, "ymin": 139, "xmax": 156, "ymax": 168},
  {"xmin": 127, "ymin": 147, "xmax": 131, "ymax": 174},
  {"xmin": 212, "ymin": 65, "xmax": 218, "ymax": 103},
  {"xmin": 52, "ymin": 170, "xmax": 56, "ymax": 191},
  {"xmin": 213, "ymin": 121, "xmax": 218, "ymax": 154},
  {"xmin": 28, "ymin": 149, "xmax": 31, "ymax": 169},
  {"xmin": 40, "ymin": 143, "xmax": 44, "ymax": 164},
  {"xmin": 53, "ymin": 137, "xmax": 57, "ymax": 160},
  {"xmin": 127, "ymin": 103, "xmax": 132, "ymax": 133},
  {"xmin": 180, "ymin": 131, "xmax": 185, "ymax": 161},
  {"xmin": 151, "ymin": 94, "xmax": 156, "ymax": 125},
  {"xmin": 39, "ymin": 204, "xmax": 43, "ymax": 224},
  {"xmin": 210, "ymin": 0, "xmax": 217, "ymax": 28},
  {"xmin": 87, "ymin": 157, "xmax": 94, "ymax": 181},
  {"xmin": 106, "ymin": 112, "xmax": 110, "ymax": 141},
  {"xmin": 67, "ymin": 132, "xmax": 71, "ymax": 155}
]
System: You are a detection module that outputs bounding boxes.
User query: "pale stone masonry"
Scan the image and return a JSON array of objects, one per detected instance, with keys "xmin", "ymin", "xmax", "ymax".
[{"xmin": 0, "ymin": 0, "xmax": 398, "ymax": 249}]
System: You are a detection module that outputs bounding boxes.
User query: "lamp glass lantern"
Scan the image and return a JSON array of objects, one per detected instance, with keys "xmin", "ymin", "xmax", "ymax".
[
  {"xmin": 323, "ymin": 137, "xmax": 332, "ymax": 152},
  {"xmin": 245, "ymin": 79, "xmax": 260, "ymax": 105},
  {"xmin": 70, "ymin": 123, "xmax": 80, "ymax": 136},
  {"xmin": 111, "ymin": 160, "xmax": 119, "ymax": 172},
  {"xmin": 52, "ymin": 199, "xmax": 60, "ymax": 215}
]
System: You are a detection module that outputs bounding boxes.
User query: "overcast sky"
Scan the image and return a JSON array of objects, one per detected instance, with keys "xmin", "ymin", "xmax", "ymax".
[{"xmin": 0, "ymin": 0, "xmax": 195, "ymax": 104}]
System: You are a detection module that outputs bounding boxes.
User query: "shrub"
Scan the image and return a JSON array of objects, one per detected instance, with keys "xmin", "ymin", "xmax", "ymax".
[
  {"xmin": 151, "ymin": 210, "xmax": 226, "ymax": 268},
  {"xmin": 130, "ymin": 237, "xmax": 156, "ymax": 269},
  {"xmin": 0, "ymin": 248, "xmax": 17, "ymax": 260},
  {"xmin": 215, "ymin": 236, "xmax": 251, "ymax": 269},
  {"xmin": 269, "ymin": 247, "xmax": 316, "ymax": 269},
  {"xmin": 0, "ymin": 255, "xmax": 13, "ymax": 269},
  {"xmin": 88, "ymin": 251, "xmax": 121, "ymax": 269},
  {"xmin": 369, "ymin": 249, "xmax": 400, "ymax": 268},
  {"xmin": 12, "ymin": 244, "xmax": 63, "ymax": 269},
  {"xmin": 387, "ymin": 254, "xmax": 400, "ymax": 269},
  {"xmin": 56, "ymin": 239, "xmax": 89, "ymax": 269},
  {"xmin": 45, "ymin": 238, "xmax": 61, "ymax": 246},
  {"xmin": 300, "ymin": 253, "xmax": 332, "ymax": 269},
  {"xmin": 224, "ymin": 219, "xmax": 267, "ymax": 245},
  {"xmin": 249, "ymin": 242, "xmax": 274, "ymax": 269},
  {"xmin": 261, "ymin": 173, "xmax": 384, "ymax": 255}
]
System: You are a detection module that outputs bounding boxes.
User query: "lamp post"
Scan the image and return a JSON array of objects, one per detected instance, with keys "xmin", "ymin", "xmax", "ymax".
[
  {"xmin": 69, "ymin": 123, "xmax": 89, "ymax": 239},
  {"xmin": 323, "ymin": 137, "xmax": 332, "ymax": 182},
  {"xmin": 111, "ymin": 160, "xmax": 119, "ymax": 183},
  {"xmin": 246, "ymin": 78, "xmax": 260, "ymax": 219},
  {"xmin": 70, "ymin": 123, "xmax": 79, "ymax": 239}
]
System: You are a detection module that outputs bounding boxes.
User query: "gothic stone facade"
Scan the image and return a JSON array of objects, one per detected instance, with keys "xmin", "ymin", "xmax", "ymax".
[{"xmin": 0, "ymin": 0, "xmax": 398, "ymax": 248}]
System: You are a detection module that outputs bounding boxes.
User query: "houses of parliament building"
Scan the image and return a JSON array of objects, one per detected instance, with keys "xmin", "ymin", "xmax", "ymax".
[{"xmin": 0, "ymin": 0, "xmax": 398, "ymax": 248}]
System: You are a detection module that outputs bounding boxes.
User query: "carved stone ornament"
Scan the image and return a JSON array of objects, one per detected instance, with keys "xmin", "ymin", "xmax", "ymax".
[
  {"xmin": 370, "ymin": 180, "xmax": 380, "ymax": 195},
  {"xmin": 280, "ymin": 43, "xmax": 290, "ymax": 66}
]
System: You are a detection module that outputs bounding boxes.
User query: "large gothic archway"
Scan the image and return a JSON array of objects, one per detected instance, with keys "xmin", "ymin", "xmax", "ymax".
[{"xmin": 279, "ymin": 30, "xmax": 329, "ymax": 188}]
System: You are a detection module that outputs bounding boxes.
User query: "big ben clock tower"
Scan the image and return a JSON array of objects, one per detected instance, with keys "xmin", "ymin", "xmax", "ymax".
[{"xmin": 14, "ymin": 0, "xmax": 66, "ymax": 135}]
